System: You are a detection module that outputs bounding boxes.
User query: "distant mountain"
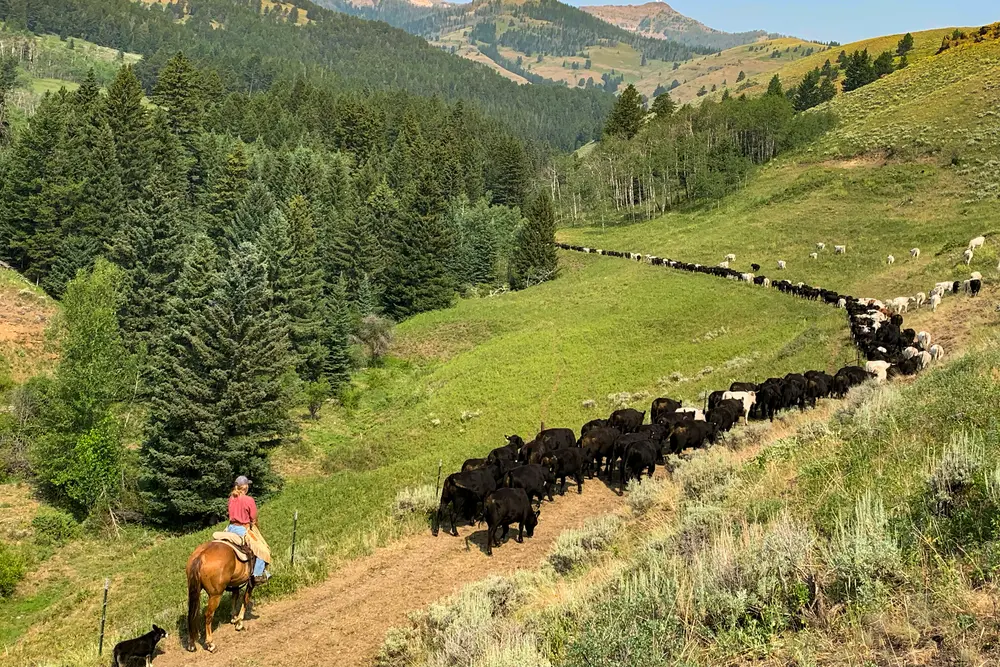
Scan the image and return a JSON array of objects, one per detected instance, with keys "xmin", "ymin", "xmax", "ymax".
[{"xmin": 581, "ymin": 2, "xmax": 767, "ymax": 50}]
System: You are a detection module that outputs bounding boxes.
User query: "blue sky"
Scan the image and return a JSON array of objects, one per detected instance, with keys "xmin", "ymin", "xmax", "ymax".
[{"xmin": 566, "ymin": 0, "xmax": 998, "ymax": 44}]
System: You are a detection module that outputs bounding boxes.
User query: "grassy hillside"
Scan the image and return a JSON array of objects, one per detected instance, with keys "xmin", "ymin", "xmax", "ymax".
[
  {"xmin": 0, "ymin": 270, "xmax": 56, "ymax": 384},
  {"xmin": 0, "ymin": 251, "xmax": 853, "ymax": 664},
  {"xmin": 0, "ymin": 28, "xmax": 142, "ymax": 113},
  {"xmin": 727, "ymin": 27, "xmax": 959, "ymax": 100},
  {"xmin": 560, "ymin": 35, "xmax": 1000, "ymax": 300}
]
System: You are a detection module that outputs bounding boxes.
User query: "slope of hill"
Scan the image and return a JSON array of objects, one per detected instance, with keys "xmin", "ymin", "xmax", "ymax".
[
  {"xmin": 0, "ymin": 270, "xmax": 56, "ymax": 384},
  {"xmin": 722, "ymin": 26, "xmax": 958, "ymax": 101},
  {"xmin": 581, "ymin": 2, "xmax": 767, "ymax": 50},
  {"xmin": 0, "ymin": 0, "xmax": 612, "ymax": 150}
]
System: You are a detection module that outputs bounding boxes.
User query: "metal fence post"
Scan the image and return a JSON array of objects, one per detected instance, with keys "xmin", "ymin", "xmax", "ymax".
[
  {"xmin": 98, "ymin": 578, "xmax": 109, "ymax": 656},
  {"xmin": 290, "ymin": 510, "xmax": 299, "ymax": 567}
]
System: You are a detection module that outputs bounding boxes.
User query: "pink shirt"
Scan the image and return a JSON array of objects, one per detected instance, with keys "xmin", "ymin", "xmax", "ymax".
[{"xmin": 228, "ymin": 495, "xmax": 258, "ymax": 525}]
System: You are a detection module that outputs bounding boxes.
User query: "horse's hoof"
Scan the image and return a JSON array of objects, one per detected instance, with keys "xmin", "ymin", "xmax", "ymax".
[
  {"xmin": 205, "ymin": 642, "xmax": 217, "ymax": 653},
  {"xmin": 186, "ymin": 645, "xmax": 197, "ymax": 653},
  {"xmin": 235, "ymin": 621, "xmax": 245, "ymax": 632}
]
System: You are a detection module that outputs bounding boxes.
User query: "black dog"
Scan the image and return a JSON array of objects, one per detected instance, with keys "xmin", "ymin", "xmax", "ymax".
[{"xmin": 112, "ymin": 625, "xmax": 168, "ymax": 667}]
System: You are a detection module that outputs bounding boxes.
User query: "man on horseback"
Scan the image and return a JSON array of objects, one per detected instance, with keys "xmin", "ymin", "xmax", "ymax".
[{"xmin": 225, "ymin": 475, "xmax": 271, "ymax": 584}]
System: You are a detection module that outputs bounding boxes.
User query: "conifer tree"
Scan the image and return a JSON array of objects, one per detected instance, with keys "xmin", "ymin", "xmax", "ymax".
[
  {"xmin": 603, "ymin": 83, "xmax": 644, "ymax": 139},
  {"xmin": 382, "ymin": 166, "xmax": 454, "ymax": 320},
  {"xmin": 152, "ymin": 52, "xmax": 204, "ymax": 154},
  {"xmin": 510, "ymin": 190, "xmax": 557, "ymax": 290},
  {"xmin": 207, "ymin": 145, "xmax": 251, "ymax": 244},
  {"xmin": 141, "ymin": 240, "xmax": 292, "ymax": 525},
  {"xmin": 104, "ymin": 65, "xmax": 152, "ymax": 198},
  {"xmin": 766, "ymin": 74, "xmax": 784, "ymax": 97},
  {"xmin": 285, "ymin": 195, "xmax": 329, "ymax": 381},
  {"xmin": 107, "ymin": 174, "xmax": 191, "ymax": 356},
  {"xmin": 225, "ymin": 181, "xmax": 277, "ymax": 253},
  {"xmin": 323, "ymin": 275, "xmax": 353, "ymax": 387},
  {"xmin": 897, "ymin": 32, "xmax": 914, "ymax": 56},
  {"xmin": 873, "ymin": 50, "xmax": 895, "ymax": 78},
  {"xmin": 488, "ymin": 136, "xmax": 529, "ymax": 208},
  {"xmin": 650, "ymin": 91, "xmax": 676, "ymax": 118}
]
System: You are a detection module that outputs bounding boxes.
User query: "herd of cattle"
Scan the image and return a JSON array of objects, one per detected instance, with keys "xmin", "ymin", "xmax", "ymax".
[{"xmin": 430, "ymin": 241, "xmax": 962, "ymax": 556}]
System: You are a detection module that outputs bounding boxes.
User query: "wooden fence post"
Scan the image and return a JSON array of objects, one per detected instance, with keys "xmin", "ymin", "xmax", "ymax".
[
  {"xmin": 290, "ymin": 510, "xmax": 299, "ymax": 567},
  {"xmin": 98, "ymin": 578, "xmax": 109, "ymax": 656}
]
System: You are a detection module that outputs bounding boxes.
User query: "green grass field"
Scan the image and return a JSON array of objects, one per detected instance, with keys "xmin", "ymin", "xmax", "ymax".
[{"xmin": 0, "ymin": 249, "xmax": 855, "ymax": 664}]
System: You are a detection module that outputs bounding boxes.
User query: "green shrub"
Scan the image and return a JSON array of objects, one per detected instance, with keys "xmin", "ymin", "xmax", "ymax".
[
  {"xmin": 0, "ymin": 542, "xmax": 27, "ymax": 599},
  {"xmin": 674, "ymin": 450, "xmax": 737, "ymax": 503},
  {"xmin": 625, "ymin": 477, "xmax": 666, "ymax": 515},
  {"xmin": 825, "ymin": 492, "xmax": 903, "ymax": 605},
  {"xmin": 392, "ymin": 485, "xmax": 438, "ymax": 520},
  {"xmin": 926, "ymin": 431, "xmax": 984, "ymax": 511},
  {"xmin": 564, "ymin": 555, "xmax": 682, "ymax": 667},
  {"xmin": 31, "ymin": 509, "xmax": 81, "ymax": 545},
  {"xmin": 547, "ymin": 515, "xmax": 623, "ymax": 575},
  {"xmin": 692, "ymin": 514, "xmax": 815, "ymax": 634},
  {"xmin": 304, "ymin": 378, "xmax": 332, "ymax": 420}
]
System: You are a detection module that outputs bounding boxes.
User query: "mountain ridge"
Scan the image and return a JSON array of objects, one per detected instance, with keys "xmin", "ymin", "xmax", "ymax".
[{"xmin": 580, "ymin": 1, "xmax": 768, "ymax": 49}]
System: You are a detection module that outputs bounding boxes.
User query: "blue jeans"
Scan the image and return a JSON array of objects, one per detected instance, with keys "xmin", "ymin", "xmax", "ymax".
[{"xmin": 226, "ymin": 524, "xmax": 267, "ymax": 577}]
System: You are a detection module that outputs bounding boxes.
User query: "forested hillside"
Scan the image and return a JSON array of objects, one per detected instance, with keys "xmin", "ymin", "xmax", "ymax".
[{"xmin": 0, "ymin": 0, "xmax": 614, "ymax": 150}]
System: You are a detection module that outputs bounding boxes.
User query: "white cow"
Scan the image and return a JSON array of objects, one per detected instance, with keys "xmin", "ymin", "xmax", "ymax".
[
  {"xmin": 887, "ymin": 254, "xmax": 895, "ymax": 265},
  {"xmin": 910, "ymin": 248, "xmax": 920, "ymax": 259},
  {"xmin": 837, "ymin": 298, "xmax": 847, "ymax": 309},
  {"xmin": 902, "ymin": 347, "xmax": 919, "ymax": 360},
  {"xmin": 933, "ymin": 281, "xmax": 954, "ymax": 295},
  {"xmin": 675, "ymin": 407, "xmax": 705, "ymax": 421},
  {"xmin": 964, "ymin": 249, "xmax": 974, "ymax": 265},
  {"xmin": 809, "ymin": 252, "xmax": 818, "ymax": 260},
  {"xmin": 835, "ymin": 245, "xmax": 846, "ymax": 254},
  {"xmin": 917, "ymin": 331, "xmax": 932, "ymax": 348},
  {"xmin": 969, "ymin": 236, "xmax": 986, "ymax": 251},
  {"xmin": 888, "ymin": 296, "xmax": 909, "ymax": 313},
  {"xmin": 725, "ymin": 253, "xmax": 736, "ymax": 262},
  {"xmin": 777, "ymin": 260, "xmax": 787, "ymax": 270},
  {"xmin": 865, "ymin": 360, "xmax": 892, "ymax": 383},
  {"xmin": 914, "ymin": 292, "xmax": 926, "ymax": 308},
  {"xmin": 929, "ymin": 344, "xmax": 944, "ymax": 361},
  {"xmin": 719, "ymin": 261, "xmax": 730, "ymax": 269},
  {"xmin": 722, "ymin": 391, "xmax": 757, "ymax": 424},
  {"xmin": 816, "ymin": 242, "xmax": 826, "ymax": 250},
  {"xmin": 930, "ymin": 293, "xmax": 942, "ymax": 311},
  {"xmin": 971, "ymin": 271, "xmax": 983, "ymax": 281}
]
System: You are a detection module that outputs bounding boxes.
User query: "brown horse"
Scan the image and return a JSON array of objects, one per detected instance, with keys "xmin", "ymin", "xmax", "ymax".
[{"xmin": 186, "ymin": 541, "xmax": 255, "ymax": 652}]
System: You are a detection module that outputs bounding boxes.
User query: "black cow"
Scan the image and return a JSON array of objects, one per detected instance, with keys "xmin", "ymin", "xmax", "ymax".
[
  {"xmin": 609, "ymin": 408, "xmax": 645, "ymax": 433},
  {"xmin": 971, "ymin": 279, "xmax": 982, "ymax": 297},
  {"xmin": 751, "ymin": 263, "xmax": 761, "ymax": 272},
  {"xmin": 668, "ymin": 421, "xmax": 718, "ymax": 453},
  {"xmin": 540, "ymin": 447, "xmax": 589, "ymax": 494},
  {"xmin": 650, "ymin": 397, "xmax": 681, "ymax": 424},
  {"xmin": 487, "ymin": 438, "xmax": 520, "ymax": 466},
  {"xmin": 483, "ymin": 488, "xmax": 539, "ymax": 556},
  {"xmin": 536, "ymin": 427, "xmax": 576, "ymax": 451},
  {"xmin": 579, "ymin": 426, "xmax": 621, "ymax": 477},
  {"xmin": 637, "ymin": 423, "xmax": 669, "ymax": 458},
  {"xmin": 613, "ymin": 432, "xmax": 655, "ymax": 472},
  {"xmin": 503, "ymin": 464, "xmax": 556, "ymax": 504},
  {"xmin": 707, "ymin": 399, "xmax": 742, "ymax": 433},
  {"xmin": 619, "ymin": 440, "xmax": 657, "ymax": 493},
  {"xmin": 434, "ymin": 469, "xmax": 497, "ymax": 537},
  {"xmin": 729, "ymin": 382, "xmax": 758, "ymax": 393},
  {"xmin": 580, "ymin": 419, "xmax": 608, "ymax": 437},
  {"xmin": 707, "ymin": 390, "xmax": 726, "ymax": 411}
]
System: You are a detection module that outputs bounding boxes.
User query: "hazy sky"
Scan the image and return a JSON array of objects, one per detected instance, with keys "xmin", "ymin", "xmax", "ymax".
[{"xmin": 566, "ymin": 0, "xmax": 998, "ymax": 44}]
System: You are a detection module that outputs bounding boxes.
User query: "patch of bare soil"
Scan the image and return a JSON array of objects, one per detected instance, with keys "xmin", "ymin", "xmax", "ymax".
[
  {"xmin": 0, "ymin": 277, "xmax": 56, "ymax": 380},
  {"xmin": 154, "ymin": 479, "xmax": 627, "ymax": 667}
]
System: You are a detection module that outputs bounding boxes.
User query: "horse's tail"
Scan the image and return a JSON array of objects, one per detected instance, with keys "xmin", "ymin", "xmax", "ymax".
[{"xmin": 186, "ymin": 554, "xmax": 203, "ymax": 647}]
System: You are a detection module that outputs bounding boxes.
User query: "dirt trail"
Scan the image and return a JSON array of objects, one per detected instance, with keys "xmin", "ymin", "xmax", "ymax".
[{"xmin": 155, "ymin": 480, "xmax": 626, "ymax": 667}]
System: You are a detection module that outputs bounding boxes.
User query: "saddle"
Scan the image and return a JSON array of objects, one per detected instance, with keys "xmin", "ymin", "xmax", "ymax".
[{"xmin": 212, "ymin": 531, "xmax": 252, "ymax": 563}]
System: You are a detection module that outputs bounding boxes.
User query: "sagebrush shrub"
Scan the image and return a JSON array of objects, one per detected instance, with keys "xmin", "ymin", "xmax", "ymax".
[
  {"xmin": 826, "ymin": 492, "xmax": 902, "ymax": 604},
  {"xmin": 625, "ymin": 477, "xmax": 666, "ymax": 515},
  {"xmin": 393, "ymin": 485, "xmax": 439, "ymax": 520},
  {"xmin": 926, "ymin": 431, "xmax": 984, "ymax": 510},
  {"xmin": 547, "ymin": 515, "xmax": 623, "ymax": 574},
  {"xmin": 674, "ymin": 450, "xmax": 736, "ymax": 503}
]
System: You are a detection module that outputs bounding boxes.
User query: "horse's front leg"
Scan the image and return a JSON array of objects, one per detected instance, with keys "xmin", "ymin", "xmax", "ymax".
[{"xmin": 233, "ymin": 584, "xmax": 252, "ymax": 631}]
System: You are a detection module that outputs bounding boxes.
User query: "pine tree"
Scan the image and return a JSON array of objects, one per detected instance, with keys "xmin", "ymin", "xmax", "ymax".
[
  {"xmin": 793, "ymin": 68, "xmax": 823, "ymax": 111},
  {"xmin": 818, "ymin": 76, "xmax": 837, "ymax": 102},
  {"xmin": 488, "ymin": 135, "xmax": 529, "ymax": 208},
  {"xmin": 603, "ymin": 83, "xmax": 644, "ymax": 139},
  {"xmin": 104, "ymin": 65, "xmax": 152, "ymax": 198},
  {"xmin": 873, "ymin": 50, "xmax": 895, "ymax": 78},
  {"xmin": 323, "ymin": 275, "xmax": 353, "ymax": 387},
  {"xmin": 897, "ymin": 54, "xmax": 909, "ymax": 70},
  {"xmin": 650, "ymin": 91, "xmax": 676, "ymax": 118},
  {"xmin": 225, "ymin": 181, "xmax": 277, "ymax": 253},
  {"xmin": 897, "ymin": 32, "xmax": 914, "ymax": 56},
  {"xmin": 108, "ymin": 174, "xmax": 191, "ymax": 356},
  {"xmin": 510, "ymin": 190, "xmax": 557, "ymax": 290},
  {"xmin": 206, "ymin": 145, "xmax": 251, "ymax": 244},
  {"xmin": 152, "ymin": 52, "xmax": 204, "ymax": 153},
  {"xmin": 766, "ymin": 74, "xmax": 784, "ymax": 97},
  {"xmin": 736, "ymin": 70, "xmax": 746, "ymax": 82},
  {"xmin": 141, "ymin": 240, "xmax": 292, "ymax": 525},
  {"xmin": 843, "ymin": 49, "xmax": 875, "ymax": 92},
  {"xmin": 382, "ymin": 166, "xmax": 455, "ymax": 320}
]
